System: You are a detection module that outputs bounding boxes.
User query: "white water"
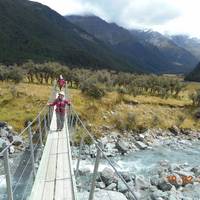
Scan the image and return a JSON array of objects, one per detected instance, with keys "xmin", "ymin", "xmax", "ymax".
[{"xmin": 76, "ymin": 141, "xmax": 200, "ymax": 179}]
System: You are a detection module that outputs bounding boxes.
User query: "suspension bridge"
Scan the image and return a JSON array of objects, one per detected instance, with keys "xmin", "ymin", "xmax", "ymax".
[{"xmin": 0, "ymin": 84, "xmax": 138, "ymax": 200}]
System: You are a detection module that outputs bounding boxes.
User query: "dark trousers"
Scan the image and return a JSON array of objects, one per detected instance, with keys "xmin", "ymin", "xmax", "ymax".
[{"xmin": 56, "ymin": 112, "xmax": 65, "ymax": 130}]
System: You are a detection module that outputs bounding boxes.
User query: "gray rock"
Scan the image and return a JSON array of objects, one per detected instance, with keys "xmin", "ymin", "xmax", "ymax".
[
  {"xmin": 151, "ymin": 190, "xmax": 168, "ymax": 200},
  {"xmin": 150, "ymin": 176, "xmax": 160, "ymax": 186},
  {"xmin": 157, "ymin": 178, "xmax": 173, "ymax": 191},
  {"xmin": 0, "ymin": 128, "xmax": 9, "ymax": 138},
  {"xmin": 0, "ymin": 138, "xmax": 10, "ymax": 151},
  {"xmin": 135, "ymin": 141, "xmax": 148, "ymax": 150},
  {"xmin": 78, "ymin": 168, "xmax": 90, "ymax": 176},
  {"xmin": 115, "ymin": 140, "xmax": 128, "ymax": 154},
  {"xmin": 100, "ymin": 168, "xmax": 116, "ymax": 186},
  {"xmin": 0, "ymin": 122, "xmax": 7, "ymax": 128},
  {"xmin": 96, "ymin": 182, "xmax": 106, "ymax": 189},
  {"xmin": 106, "ymin": 183, "xmax": 117, "ymax": 190},
  {"xmin": 118, "ymin": 179, "xmax": 128, "ymax": 193},
  {"xmin": 94, "ymin": 190, "xmax": 128, "ymax": 200},
  {"xmin": 135, "ymin": 176, "xmax": 149, "ymax": 190},
  {"xmin": 191, "ymin": 166, "xmax": 200, "ymax": 176},
  {"xmin": 12, "ymin": 135, "xmax": 23, "ymax": 146},
  {"xmin": 9, "ymin": 145, "xmax": 15, "ymax": 154},
  {"xmin": 121, "ymin": 172, "xmax": 132, "ymax": 182},
  {"xmin": 169, "ymin": 125, "xmax": 181, "ymax": 135}
]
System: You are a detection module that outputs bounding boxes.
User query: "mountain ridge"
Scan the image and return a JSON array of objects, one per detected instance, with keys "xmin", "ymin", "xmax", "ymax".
[
  {"xmin": 66, "ymin": 15, "xmax": 198, "ymax": 74},
  {"xmin": 0, "ymin": 0, "xmax": 142, "ymax": 72}
]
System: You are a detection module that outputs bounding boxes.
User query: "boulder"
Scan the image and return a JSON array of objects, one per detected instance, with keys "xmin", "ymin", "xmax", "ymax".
[
  {"xmin": 120, "ymin": 172, "xmax": 132, "ymax": 182},
  {"xmin": 106, "ymin": 183, "xmax": 117, "ymax": 190},
  {"xmin": 100, "ymin": 168, "xmax": 116, "ymax": 186},
  {"xmin": 135, "ymin": 176, "xmax": 149, "ymax": 190},
  {"xmin": 0, "ymin": 128, "xmax": 9, "ymax": 138},
  {"xmin": 96, "ymin": 182, "xmax": 106, "ymax": 189},
  {"xmin": 78, "ymin": 168, "xmax": 90, "ymax": 176},
  {"xmin": 12, "ymin": 135, "xmax": 23, "ymax": 146},
  {"xmin": 115, "ymin": 140, "xmax": 128, "ymax": 154},
  {"xmin": 169, "ymin": 125, "xmax": 181, "ymax": 135},
  {"xmin": 118, "ymin": 179, "xmax": 128, "ymax": 193},
  {"xmin": 0, "ymin": 138, "xmax": 10, "ymax": 151},
  {"xmin": 191, "ymin": 166, "xmax": 200, "ymax": 176},
  {"xmin": 157, "ymin": 178, "xmax": 173, "ymax": 191},
  {"xmin": 150, "ymin": 190, "xmax": 168, "ymax": 200},
  {"xmin": 95, "ymin": 190, "xmax": 128, "ymax": 200},
  {"xmin": 135, "ymin": 141, "xmax": 148, "ymax": 150},
  {"xmin": 9, "ymin": 145, "xmax": 15, "ymax": 154},
  {"xmin": 150, "ymin": 176, "xmax": 160, "ymax": 186},
  {"xmin": 0, "ymin": 122, "xmax": 7, "ymax": 128}
]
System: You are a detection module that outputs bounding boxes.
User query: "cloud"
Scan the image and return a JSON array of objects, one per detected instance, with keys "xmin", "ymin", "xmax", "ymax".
[
  {"xmin": 31, "ymin": 0, "xmax": 200, "ymax": 37},
  {"xmin": 74, "ymin": 0, "xmax": 181, "ymax": 26}
]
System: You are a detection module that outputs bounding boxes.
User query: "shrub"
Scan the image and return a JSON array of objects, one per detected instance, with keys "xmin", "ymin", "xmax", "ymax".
[
  {"xmin": 190, "ymin": 89, "xmax": 200, "ymax": 106},
  {"xmin": 80, "ymin": 79, "xmax": 106, "ymax": 99}
]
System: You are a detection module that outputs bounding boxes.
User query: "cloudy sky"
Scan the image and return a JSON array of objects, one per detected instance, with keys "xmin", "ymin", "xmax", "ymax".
[{"xmin": 32, "ymin": 0, "xmax": 200, "ymax": 37}]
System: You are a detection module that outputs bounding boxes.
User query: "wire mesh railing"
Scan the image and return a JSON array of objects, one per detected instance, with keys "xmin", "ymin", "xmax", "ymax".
[
  {"xmin": 0, "ymin": 82, "xmax": 56, "ymax": 200},
  {"xmin": 67, "ymin": 98, "xmax": 138, "ymax": 200}
]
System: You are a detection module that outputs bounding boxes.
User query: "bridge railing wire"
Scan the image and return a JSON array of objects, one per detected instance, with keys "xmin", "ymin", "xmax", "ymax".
[
  {"xmin": 66, "ymin": 87, "xmax": 138, "ymax": 200},
  {"xmin": 0, "ymin": 81, "xmax": 56, "ymax": 200}
]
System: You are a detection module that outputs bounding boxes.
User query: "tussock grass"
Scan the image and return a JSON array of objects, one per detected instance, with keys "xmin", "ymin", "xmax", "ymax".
[
  {"xmin": 0, "ymin": 82, "xmax": 51, "ymax": 131},
  {"xmin": 1, "ymin": 81, "xmax": 200, "ymax": 134}
]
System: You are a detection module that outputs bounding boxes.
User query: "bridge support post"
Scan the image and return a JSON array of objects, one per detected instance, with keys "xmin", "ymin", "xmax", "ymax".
[
  {"xmin": 28, "ymin": 122, "xmax": 36, "ymax": 178},
  {"xmin": 3, "ymin": 143, "xmax": 13, "ymax": 200},
  {"xmin": 47, "ymin": 108, "xmax": 50, "ymax": 130},
  {"xmin": 75, "ymin": 137, "xmax": 84, "ymax": 177},
  {"xmin": 44, "ymin": 115, "xmax": 48, "ymax": 136},
  {"xmin": 38, "ymin": 115, "xmax": 44, "ymax": 148},
  {"xmin": 88, "ymin": 143, "xmax": 102, "ymax": 200}
]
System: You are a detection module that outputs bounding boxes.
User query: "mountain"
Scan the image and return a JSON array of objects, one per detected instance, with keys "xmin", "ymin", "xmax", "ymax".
[
  {"xmin": 170, "ymin": 35, "xmax": 200, "ymax": 60},
  {"xmin": 66, "ymin": 15, "xmax": 198, "ymax": 74},
  {"xmin": 0, "ymin": 0, "xmax": 141, "ymax": 72},
  {"xmin": 185, "ymin": 62, "xmax": 200, "ymax": 82}
]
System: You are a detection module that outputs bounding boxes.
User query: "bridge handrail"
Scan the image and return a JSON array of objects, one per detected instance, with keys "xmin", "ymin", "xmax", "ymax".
[
  {"xmin": 66, "ymin": 87, "xmax": 138, "ymax": 200},
  {"xmin": 0, "ymin": 81, "xmax": 56, "ymax": 155}
]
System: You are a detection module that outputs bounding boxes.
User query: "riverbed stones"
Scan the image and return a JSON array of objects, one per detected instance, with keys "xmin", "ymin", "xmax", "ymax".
[
  {"xmin": 135, "ymin": 176, "xmax": 149, "ymax": 190},
  {"xmin": 78, "ymin": 167, "xmax": 90, "ymax": 176},
  {"xmin": 135, "ymin": 141, "xmax": 148, "ymax": 150},
  {"xmin": 115, "ymin": 140, "xmax": 129, "ymax": 154},
  {"xmin": 157, "ymin": 178, "xmax": 173, "ymax": 191},
  {"xmin": 150, "ymin": 190, "xmax": 168, "ymax": 200},
  {"xmin": 191, "ymin": 166, "xmax": 200, "ymax": 176},
  {"xmin": 96, "ymin": 182, "xmax": 106, "ymax": 189},
  {"xmin": 106, "ymin": 183, "xmax": 117, "ymax": 190},
  {"xmin": 12, "ymin": 135, "xmax": 23, "ymax": 146},
  {"xmin": 95, "ymin": 190, "xmax": 128, "ymax": 200},
  {"xmin": 100, "ymin": 168, "xmax": 117, "ymax": 186},
  {"xmin": 169, "ymin": 125, "xmax": 181, "ymax": 135},
  {"xmin": 118, "ymin": 179, "xmax": 129, "ymax": 193}
]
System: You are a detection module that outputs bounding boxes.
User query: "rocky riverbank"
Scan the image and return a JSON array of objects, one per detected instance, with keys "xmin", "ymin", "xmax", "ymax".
[
  {"xmin": 0, "ymin": 121, "xmax": 24, "ymax": 155},
  {"xmin": 72, "ymin": 127, "xmax": 200, "ymax": 200}
]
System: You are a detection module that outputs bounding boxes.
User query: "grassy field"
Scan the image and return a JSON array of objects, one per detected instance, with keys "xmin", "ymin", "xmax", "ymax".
[
  {"xmin": 1, "ymin": 81, "xmax": 200, "ymax": 133},
  {"xmin": 0, "ymin": 82, "xmax": 51, "ymax": 132}
]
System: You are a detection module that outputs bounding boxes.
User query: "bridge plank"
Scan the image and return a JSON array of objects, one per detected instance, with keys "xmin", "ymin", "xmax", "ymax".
[{"xmin": 29, "ymin": 106, "xmax": 75, "ymax": 200}]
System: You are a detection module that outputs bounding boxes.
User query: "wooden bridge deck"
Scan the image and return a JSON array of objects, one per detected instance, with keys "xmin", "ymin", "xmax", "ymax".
[{"xmin": 29, "ymin": 109, "xmax": 75, "ymax": 200}]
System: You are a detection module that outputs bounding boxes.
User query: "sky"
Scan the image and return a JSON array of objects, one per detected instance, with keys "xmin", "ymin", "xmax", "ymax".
[{"xmin": 31, "ymin": 0, "xmax": 200, "ymax": 38}]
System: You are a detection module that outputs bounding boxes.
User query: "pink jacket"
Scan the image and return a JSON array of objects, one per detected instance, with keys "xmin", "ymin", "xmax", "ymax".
[
  {"xmin": 49, "ymin": 98, "xmax": 70, "ymax": 114},
  {"xmin": 57, "ymin": 79, "xmax": 66, "ymax": 88}
]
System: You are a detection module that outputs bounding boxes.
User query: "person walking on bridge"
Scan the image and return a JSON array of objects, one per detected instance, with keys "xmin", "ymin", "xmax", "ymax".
[
  {"xmin": 48, "ymin": 91, "xmax": 70, "ymax": 131},
  {"xmin": 57, "ymin": 75, "xmax": 66, "ymax": 91}
]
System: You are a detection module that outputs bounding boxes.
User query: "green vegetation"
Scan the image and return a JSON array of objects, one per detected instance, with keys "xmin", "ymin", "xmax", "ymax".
[
  {"xmin": 0, "ymin": 0, "xmax": 139, "ymax": 72},
  {"xmin": 185, "ymin": 62, "xmax": 200, "ymax": 82},
  {"xmin": 1, "ymin": 61, "xmax": 200, "ymax": 134}
]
